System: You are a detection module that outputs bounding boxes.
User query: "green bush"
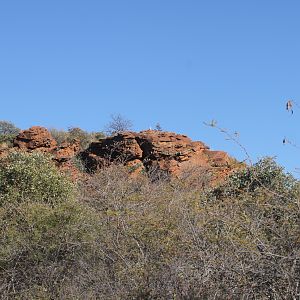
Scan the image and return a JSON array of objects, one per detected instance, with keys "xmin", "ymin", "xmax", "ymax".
[
  {"xmin": 0, "ymin": 134, "xmax": 16, "ymax": 146},
  {"xmin": 0, "ymin": 120, "xmax": 20, "ymax": 135},
  {"xmin": 72, "ymin": 161, "xmax": 300, "ymax": 298},
  {"xmin": 0, "ymin": 151, "xmax": 98, "ymax": 299},
  {"xmin": 0, "ymin": 197, "xmax": 99, "ymax": 299},
  {"xmin": 0, "ymin": 151, "xmax": 74, "ymax": 206},
  {"xmin": 48, "ymin": 128, "xmax": 69, "ymax": 145},
  {"xmin": 67, "ymin": 127, "xmax": 105, "ymax": 149},
  {"xmin": 49, "ymin": 127, "xmax": 105, "ymax": 149},
  {"xmin": 0, "ymin": 121, "xmax": 20, "ymax": 147},
  {"xmin": 210, "ymin": 157, "xmax": 299, "ymax": 198}
]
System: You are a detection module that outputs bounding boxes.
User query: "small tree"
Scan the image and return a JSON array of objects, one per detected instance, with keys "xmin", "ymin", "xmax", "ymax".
[
  {"xmin": 48, "ymin": 128, "xmax": 69, "ymax": 145},
  {"xmin": 67, "ymin": 127, "xmax": 91, "ymax": 149},
  {"xmin": 155, "ymin": 123, "xmax": 162, "ymax": 131},
  {"xmin": 105, "ymin": 114, "xmax": 133, "ymax": 136},
  {"xmin": 0, "ymin": 120, "xmax": 20, "ymax": 135},
  {"xmin": 0, "ymin": 120, "xmax": 20, "ymax": 146}
]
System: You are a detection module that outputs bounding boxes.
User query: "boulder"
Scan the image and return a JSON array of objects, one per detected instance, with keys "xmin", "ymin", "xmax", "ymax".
[
  {"xmin": 14, "ymin": 126, "xmax": 57, "ymax": 152},
  {"xmin": 10, "ymin": 126, "xmax": 240, "ymax": 183},
  {"xmin": 55, "ymin": 139, "xmax": 81, "ymax": 162},
  {"xmin": 13, "ymin": 127, "xmax": 82, "ymax": 179},
  {"xmin": 81, "ymin": 130, "xmax": 237, "ymax": 179}
]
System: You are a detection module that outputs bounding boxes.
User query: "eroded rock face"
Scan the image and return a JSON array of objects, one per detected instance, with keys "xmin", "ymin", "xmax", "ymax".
[
  {"xmin": 55, "ymin": 140, "xmax": 81, "ymax": 163},
  {"xmin": 9, "ymin": 126, "xmax": 239, "ymax": 182},
  {"xmin": 14, "ymin": 126, "xmax": 57, "ymax": 152},
  {"xmin": 12, "ymin": 127, "xmax": 81, "ymax": 179},
  {"xmin": 81, "ymin": 130, "xmax": 236, "ymax": 179}
]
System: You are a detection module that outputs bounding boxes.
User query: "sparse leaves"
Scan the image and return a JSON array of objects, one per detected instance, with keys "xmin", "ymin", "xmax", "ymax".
[
  {"xmin": 0, "ymin": 151, "xmax": 299, "ymax": 299},
  {"xmin": 286, "ymin": 99, "xmax": 294, "ymax": 114},
  {"xmin": 49, "ymin": 127, "xmax": 105, "ymax": 149},
  {"xmin": 0, "ymin": 120, "xmax": 20, "ymax": 135},
  {"xmin": 105, "ymin": 114, "xmax": 133, "ymax": 135},
  {"xmin": 0, "ymin": 120, "xmax": 20, "ymax": 147},
  {"xmin": 205, "ymin": 119, "xmax": 217, "ymax": 127},
  {"xmin": 155, "ymin": 122, "xmax": 162, "ymax": 131}
]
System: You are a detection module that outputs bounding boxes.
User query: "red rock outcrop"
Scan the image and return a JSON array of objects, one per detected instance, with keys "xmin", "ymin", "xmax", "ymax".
[
  {"xmin": 12, "ymin": 127, "xmax": 81, "ymax": 179},
  {"xmin": 53, "ymin": 139, "xmax": 82, "ymax": 179},
  {"xmin": 8, "ymin": 126, "xmax": 239, "ymax": 183},
  {"xmin": 55, "ymin": 140, "xmax": 81, "ymax": 162},
  {"xmin": 14, "ymin": 126, "xmax": 57, "ymax": 152},
  {"xmin": 81, "ymin": 130, "xmax": 237, "ymax": 180}
]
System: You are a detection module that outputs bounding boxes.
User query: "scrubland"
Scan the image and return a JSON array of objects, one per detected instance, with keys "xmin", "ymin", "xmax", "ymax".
[{"xmin": 0, "ymin": 151, "xmax": 299, "ymax": 299}]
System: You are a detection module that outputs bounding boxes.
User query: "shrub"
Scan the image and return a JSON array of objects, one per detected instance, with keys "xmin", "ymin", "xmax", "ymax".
[
  {"xmin": 0, "ymin": 198, "xmax": 99, "ymax": 299},
  {"xmin": 48, "ymin": 128, "xmax": 69, "ymax": 145},
  {"xmin": 0, "ymin": 154, "xmax": 299, "ymax": 299},
  {"xmin": 67, "ymin": 127, "xmax": 91, "ymax": 149},
  {"xmin": 0, "ymin": 121, "xmax": 20, "ymax": 147},
  {"xmin": 49, "ymin": 127, "xmax": 105, "ymax": 149},
  {"xmin": 0, "ymin": 151, "xmax": 74, "ymax": 206},
  {"xmin": 105, "ymin": 114, "xmax": 133, "ymax": 136},
  {"xmin": 0, "ymin": 150, "xmax": 99, "ymax": 299},
  {"xmin": 77, "ymin": 159, "xmax": 300, "ymax": 299},
  {"xmin": 0, "ymin": 120, "xmax": 20, "ymax": 135},
  {"xmin": 210, "ymin": 157, "xmax": 299, "ymax": 198},
  {"xmin": 197, "ymin": 157, "xmax": 300, "ymax": 298},
  {"xmin": 68, "ymin": 127, "xmax": 105, "ymax": 149},
  {"xmin": 0, "ymin": 134, "xmax": 16, "ymax": 147}
]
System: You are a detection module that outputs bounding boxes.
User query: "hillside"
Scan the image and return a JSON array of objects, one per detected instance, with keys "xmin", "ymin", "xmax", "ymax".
[
  {"xmin": 1, "ymin": 125, "xmax": 241, "ymax": 184},
  {"xmin": 0, "ymin": 125, "xmax": 299, "ymax": 299}
]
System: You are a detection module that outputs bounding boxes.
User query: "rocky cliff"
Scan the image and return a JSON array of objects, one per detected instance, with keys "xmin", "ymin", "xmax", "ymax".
[
  {"xmin": 13, "ymin": 126, "xmax": 81, "ymax": 178},
  {"xmin": 80, "ymin": 130, "xmax": 238, "ymax": 180},
  {"xmin": 0, "ymin": 126, "xmax": 239, "ymax": 182}
]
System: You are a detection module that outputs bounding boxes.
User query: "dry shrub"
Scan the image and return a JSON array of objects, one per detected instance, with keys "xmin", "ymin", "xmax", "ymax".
[
  {"xmin": 0, "ymin": 152, "xmax": 99, "ymax": 299},
  {"xmin": 74, "ymin": 159, "xmax": 300, "ymax": 299},
  {"xmin": 49, "ymin": 127, "xmax": 105, "ymax": 149},
  {"xmin": 0, "ymin": 157, "xmax": 299, "ymax": 299}
]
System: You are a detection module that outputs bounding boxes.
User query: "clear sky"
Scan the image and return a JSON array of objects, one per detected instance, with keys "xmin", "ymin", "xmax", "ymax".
[{"xmin": 1, "ymin": 1, "xmax": 300, "ymax": 175}]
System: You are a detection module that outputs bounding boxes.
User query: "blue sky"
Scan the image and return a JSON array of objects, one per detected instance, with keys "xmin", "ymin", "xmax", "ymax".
[{"xmin": 1, "ymin": 1, "xmax": 300, "ymax": 175}]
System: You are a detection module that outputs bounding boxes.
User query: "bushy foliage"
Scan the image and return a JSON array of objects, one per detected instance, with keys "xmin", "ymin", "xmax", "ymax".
[
  {"xmin": 0, "ymin": 121, "xmax": 20, "ymax": 135},
  {"xmin": 48, "ymin": 128, "xmax": 69, "ymax": 145},
  {"xmin": 75, "ymin": 161, "xmax": 300, "ymax": 299},
  {"xmin": 0, "ymin": 135, "xmax": 15, "ymax": 147},
  {"xmin": 0, "ymin": 151, "xmax": 98, "ymax": 299},
  {"xmin": 0, "ymin": 121, "xmax": 20, "ymax": 147},
  {"xmin": 49, "ymin": 127, "xmax": 105, "ymax": 149},
  {"xmin": 211, "ymin": 157, "xmax": 299, "ymax": 198},
  {"xmin": 0, "ymin": 155, "xmax": 299, "ymax": 299},
  {"xmin": 0, "ymin": 151, "xmax": 74, "ymax": 206},
  {"xmin": 67, "ymin": 127, "xmax": 93, "ymax": 149},
  {"xmin": 0, "ymin": 198, "xmax": 99, "ymax": 299}
]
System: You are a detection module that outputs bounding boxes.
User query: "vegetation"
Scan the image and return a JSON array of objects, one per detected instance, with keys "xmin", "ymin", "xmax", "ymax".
[
  {"xmin": 0, "ymin": 151, "xmax": 74, "ymax": 206},
  {"xmin": 105, "ymin": 114, "xmax": 133, "ymax": 136},
  {"xmin": 0, "ymin": 150, "xmax": 299, "ymax": 299},
  {"xmin": 49, "ymin": 127, "xmax": 105, "ymax": 149},
  {"xmin": 0, "ymin": 121, "xmax": 20, "ymax": 147}
]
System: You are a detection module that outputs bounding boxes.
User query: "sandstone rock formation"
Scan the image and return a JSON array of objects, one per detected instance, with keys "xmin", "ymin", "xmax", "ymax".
[
  {"xmin": 3, "ymin": 126, "xmax": 239, "ymax": 183},
  {"xmin": 14, "ymin": 126, "xmax": 57, "ymax": 152},
  {"xmin": 13, "ymin": 126, "xmax": 81, "ymax": 178},
  {"xmin": 55, "ymin": 140, "xmax": 81, "ymax": 163},
  {"xmin": 81, "ymin": 130, "xmax": 237, "ymax": 180}
]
